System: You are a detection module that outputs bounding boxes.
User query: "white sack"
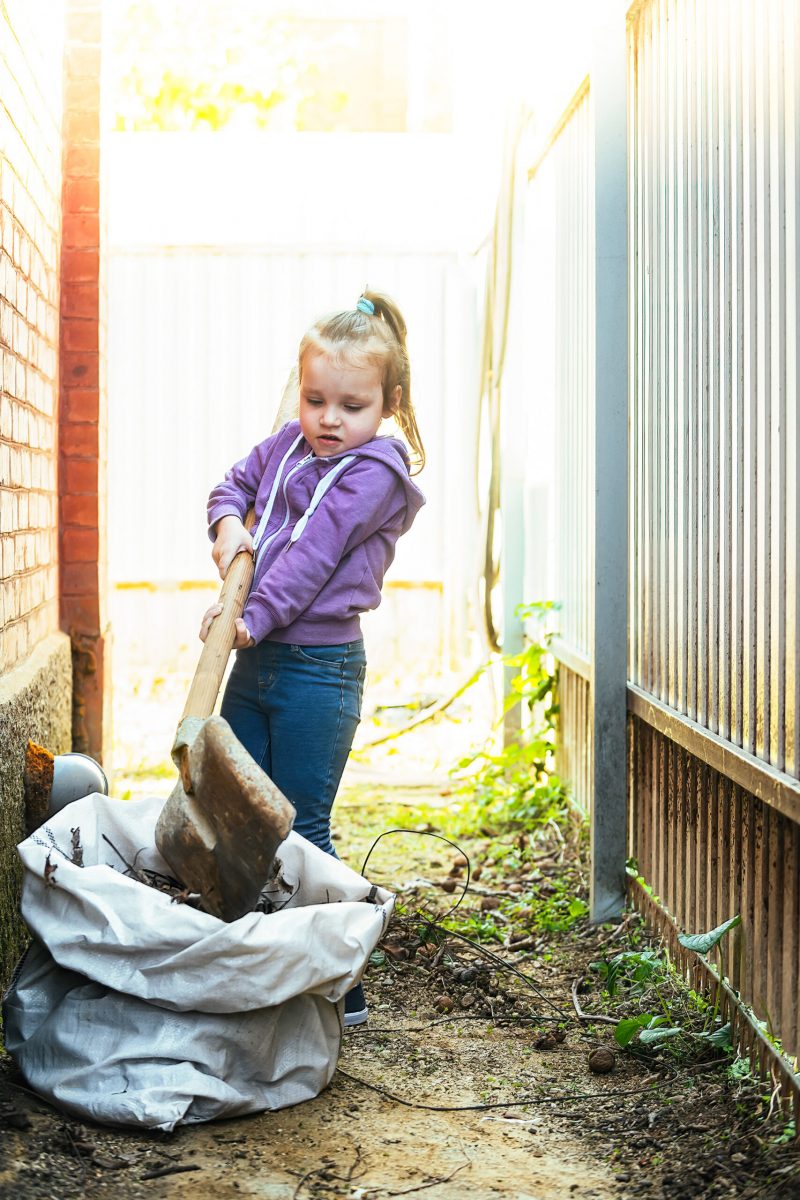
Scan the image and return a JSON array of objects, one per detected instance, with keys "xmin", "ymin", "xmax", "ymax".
[{"xmin": 3, "ymin": 794, "xmax": 393, "ymax": 1131}]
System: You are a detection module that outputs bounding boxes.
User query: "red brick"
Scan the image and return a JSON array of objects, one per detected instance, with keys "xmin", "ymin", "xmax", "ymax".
[
  {"xmin": 63, "ymin": 319, "xmax": 98, "ymax": 353},
  {"xmin": 62, "ymin": 249, "xmax": 99, "ymax": 284},
  {"xmin": 61, "ymin": 592, "xmax": 101, "ymax": 629},
  {"xmin": 61, "ymin": 282, "xmax": 99, "ymax": 319},
  {"xmin": 62, "ymin": 213, "xmax": 100, "ymax": 250},
  {"xmin": 62, "ymin": 457, "xmax": 98, "ymax": 493},
  {"xmin": 63, "ymin": 527, "xmax": 98, "ymax": 562},
  {"xmin": 61, "ymin": 492, "xmax": 98, "ymax": 527},
  {"xmin": 61, "ymin": 561, "xmax": 99, "ymax": 594},
  {"xmin": 61, "ymin": 422, "xmax": 98, "ymax": 457},
  {"xmin": 62, "ymin": 387, "xmax": 100, "ymax": 422},
  {"xmin": 64, "ymin": 74, "xmax": 100, "ymax": 111},
  {"xmin": 64, "ymin": 145, "xmax": 100, "ymax": 179},
  {"xmin": 64, "ymin": 109, "xmax": 100, "ymax": 147},
  {"xmin": 61, "ymin": 350, "xmax": 99, "ymax": 387},
  {"xmin": 63, "ymin": 176, "xmax": 99, "ymax": 215}
]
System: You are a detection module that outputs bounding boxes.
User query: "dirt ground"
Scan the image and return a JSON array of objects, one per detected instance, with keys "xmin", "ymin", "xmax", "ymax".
[
  {"xmin": 2, "ymin": 778, "xmax": 799, "ymax": 1200},
  {"xmin": 2, "ymin": 652, "xmax": 799, "ymax": 1199}
]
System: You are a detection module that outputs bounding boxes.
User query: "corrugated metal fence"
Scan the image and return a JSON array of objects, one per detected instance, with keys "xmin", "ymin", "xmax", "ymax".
[
  {"xmin": 628, "ymin": 0, "xmax": 800, "ymax": 1073},
  {"xmin": 526, "ymin": 0, "xmax": 800, "ymax": 1084}
]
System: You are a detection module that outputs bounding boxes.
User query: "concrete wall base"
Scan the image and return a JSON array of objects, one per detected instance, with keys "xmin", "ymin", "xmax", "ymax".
[{"xmin": 0, "ymin": 632, "xmax": 72, "ymax": 990}]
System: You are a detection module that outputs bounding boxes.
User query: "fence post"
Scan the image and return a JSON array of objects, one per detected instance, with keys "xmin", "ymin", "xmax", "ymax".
[{"xmin": 590, "ymin": 8, "xmax": 629, "ymax": 921}]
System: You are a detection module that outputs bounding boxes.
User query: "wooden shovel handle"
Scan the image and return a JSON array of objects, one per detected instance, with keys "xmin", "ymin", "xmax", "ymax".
[{"xmin": 181, "ymin": 510, "xmax": 256, "ymax": 721}]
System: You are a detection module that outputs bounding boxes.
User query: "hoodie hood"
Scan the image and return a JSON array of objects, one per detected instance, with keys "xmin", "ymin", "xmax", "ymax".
[{"xmin": 340, "ymin": 434, "xmax": 425, "ymax": 535}]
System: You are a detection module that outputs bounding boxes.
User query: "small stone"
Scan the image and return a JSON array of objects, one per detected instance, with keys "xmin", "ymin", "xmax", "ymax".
[
  {"xmin": 588, "ymin": 1046, "xmax": 616, "ymax": 1074},
  {"xmin": 480, "ymin": 896, "xmax": 501, "ymax": 911},
  {"xmin": 434, "ymin": 994, "xmax": 455, "ymax": 1012},
  {"xmin": 459, "ymin": 991, "xmax": 477, "ymax": 1008},
  {"xmin": 440, "ymin": 878, "xmax": 457, "ymax": 893}
]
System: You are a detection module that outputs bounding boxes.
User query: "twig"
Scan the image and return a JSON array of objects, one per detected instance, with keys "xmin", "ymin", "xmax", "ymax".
[
  {"xmin": 292, "ymin": 1166, "xmax": 319, "ymax": 1199},
  {"xmin": 141, "ymin": 1163, "xmax": 201, "ymax": 1180},
  {"xmin": 102, "ymin": 834, "xmax": 149, "ymax": 884},
  {"xmin": 426, "ymin": 920, "xmax": 571, "ymax": 1020},
  {"xmin": 593, "ymin": 912, "xmax": 637, "ymax": 949},
  {"xmin": 356, "ymin": 664, "xmax": 488, "ymax": 749},
  {"xmin": 503, "ymin": 936, "xmax": 539, "ymax": 953},
  {"xmin": 292, "ymin": 1143, "xmax": 365, "ymax": 1199},
  {"xmin": 292, "ymin": 1147, "xmax": 367, "ymax": 1195},
  {"xmin": 765, "ymin": 1080, "xmax": 783, "ymax": 1123},
  {"xmin": 376, "ymin": 1160, "xmax": 471, "ymax": 1196},
  {"xmin": 570, "ymin": 976, "xmax": 618, "ymax": 1025}
]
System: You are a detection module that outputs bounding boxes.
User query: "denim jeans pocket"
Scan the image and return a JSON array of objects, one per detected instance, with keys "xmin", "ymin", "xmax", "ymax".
[{"xmin": 291, "ymin": 643, "xmax": 352, "ymax": 668}]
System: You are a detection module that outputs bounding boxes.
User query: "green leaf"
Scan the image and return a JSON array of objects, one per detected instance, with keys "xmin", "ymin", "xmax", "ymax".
[
  {"xmin": 678, "ymin": 914, "xmax": 741, "ymax": 954},
  {"xmin": 696, "ymin": 1022, "xmax": 733, "ymax": 1050},
  {"xmin": 614, "ymin": 1014, "xmax": 653, "ymax": 1047},
  {"xmin": 638, "ymin": 1026, "xmax": 683, "ymax": 1044}
]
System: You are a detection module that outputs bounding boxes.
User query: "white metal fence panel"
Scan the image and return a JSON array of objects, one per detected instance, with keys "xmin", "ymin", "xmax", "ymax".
[
  {"xmin": 527, "ymin": 83, "xmax": 595, "ymax": 815},
  {"xmin": 528, "ymin": 83, "xmax": 595, "ymax": 673},
  {"xmin": 628, "ymin": 0, "xmax": 799, "ymax": 781},
  {"xmin": 107, "ymin": 248, "xmax": 471, "ymax": 588}
]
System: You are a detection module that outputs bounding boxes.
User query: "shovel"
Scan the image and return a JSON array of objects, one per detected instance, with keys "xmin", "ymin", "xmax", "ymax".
[{"xmin": 154, "ymin": 514, "xmax": 295, "ymax": 922}]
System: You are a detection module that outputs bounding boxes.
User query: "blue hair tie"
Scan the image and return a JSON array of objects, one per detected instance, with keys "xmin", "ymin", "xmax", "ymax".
[{"xmin": 356, "ymin": 297, "xmax": 375, "ymax": 315}]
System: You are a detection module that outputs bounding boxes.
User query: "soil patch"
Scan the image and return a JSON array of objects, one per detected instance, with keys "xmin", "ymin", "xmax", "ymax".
[{"xmin": 1, "ymin": 782, "xmax": 799, "ymax": 1199}]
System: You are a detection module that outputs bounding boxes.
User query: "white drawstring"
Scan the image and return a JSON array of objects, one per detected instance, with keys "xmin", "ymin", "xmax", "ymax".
[
  {"xmin": 289, "ymin": 455, "xmax": 356, "ymax": 545},
  {"xmin": 251, "ymin": 433, "xmax": 304, "ymax": 552}
]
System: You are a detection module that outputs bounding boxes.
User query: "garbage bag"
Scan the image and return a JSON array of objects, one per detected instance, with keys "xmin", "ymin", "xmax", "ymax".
[{"xmin": 3, "ymin": 793, "xmax": 393, "ymax": 1131}]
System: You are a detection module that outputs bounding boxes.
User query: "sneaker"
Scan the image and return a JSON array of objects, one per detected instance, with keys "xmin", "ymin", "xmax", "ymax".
[{"xmin": 343, "ymin": 982, "xmax": 368, "ymax": 1028}]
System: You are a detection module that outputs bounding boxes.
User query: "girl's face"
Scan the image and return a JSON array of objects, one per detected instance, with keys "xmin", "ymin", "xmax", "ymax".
[{"xmin": 299, "ymin": 350, "xmax": 400, "ymax": 457}]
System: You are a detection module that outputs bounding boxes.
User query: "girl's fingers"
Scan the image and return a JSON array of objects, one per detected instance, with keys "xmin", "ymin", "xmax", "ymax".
[{"xmin": 199, "ymin": 604, "xmax": 223, "ymax": 641}]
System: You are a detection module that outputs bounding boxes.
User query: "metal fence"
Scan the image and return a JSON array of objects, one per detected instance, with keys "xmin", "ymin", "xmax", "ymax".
[
  {"xmin": 525, "ymin": 0, "xmax": 800, "ymax": 1078},
  {"xmin": 107, "ymin": 246, "xmax": 481, "ymax": 676},
  {"xmin": 628, "ymin": 0, "xmax": 800, "ymax": 1062},
  {"xmin": 526, "ymin": 82, "xmax": 595, "ymax": 817}
]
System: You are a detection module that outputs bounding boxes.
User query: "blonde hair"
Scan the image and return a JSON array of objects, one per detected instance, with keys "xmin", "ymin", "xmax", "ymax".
[{"xmin": 298, "ymin": 290, "xmax": 425, "ymax": 473}]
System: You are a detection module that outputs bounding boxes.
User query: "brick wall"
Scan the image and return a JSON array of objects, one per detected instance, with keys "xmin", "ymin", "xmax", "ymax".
[
  {"xmin": 0, "ymin": 2, "xmax": 74, "ymax": 991},
  {"xmin": 0, "ymin": 4, "xmax": 64, "ymax": 672},
  {"xmin": 60, "ymin": 0, "xmax": 110, "ymax": 763}
]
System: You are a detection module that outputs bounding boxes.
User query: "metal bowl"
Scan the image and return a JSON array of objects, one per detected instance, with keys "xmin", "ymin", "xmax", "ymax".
[{"xmin": 50, "ymin": 753, "xmax": 109, "ymax": 814}]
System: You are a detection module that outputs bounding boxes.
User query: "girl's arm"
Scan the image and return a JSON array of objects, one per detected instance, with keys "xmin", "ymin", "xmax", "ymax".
[
  {"xmin": 207, "ymin": 439, "xmax": 271, "ymax": 529},
  {"xmin": 242, "ymin": 460, "xmax": 407, "ymax": 644},
  {"xmin": 207, "ymin": 427, "xmax": 293, "ymax": 575}
]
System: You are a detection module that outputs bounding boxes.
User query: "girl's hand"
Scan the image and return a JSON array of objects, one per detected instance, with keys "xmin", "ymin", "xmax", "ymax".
[
  {"xmin": 212, "ymin": 515, "xmax": 254, "ymax": 579},
  {"xmin": 199, "ymin": 605, "xmax": 254, "ymax": 648}
]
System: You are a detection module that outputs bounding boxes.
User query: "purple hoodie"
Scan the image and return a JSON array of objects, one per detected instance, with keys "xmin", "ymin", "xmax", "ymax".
[{"xmin": 208, "ymin": 419, "xmax": 425, "ymax": 646}]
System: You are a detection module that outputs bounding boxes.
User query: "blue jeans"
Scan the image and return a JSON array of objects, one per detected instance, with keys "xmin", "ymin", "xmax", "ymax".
[{"xmin": 220, "ymin": 639, "xmax": 366, "ymax": 856}]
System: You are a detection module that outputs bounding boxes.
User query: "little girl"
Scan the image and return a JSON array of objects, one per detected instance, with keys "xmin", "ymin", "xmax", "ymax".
[{"xmin": 200, "ymin": 291, "xmax": 425, "ymax": 1026}]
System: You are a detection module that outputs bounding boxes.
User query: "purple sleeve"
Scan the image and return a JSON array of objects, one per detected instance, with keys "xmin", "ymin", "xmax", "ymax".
[
  {"xmin": 242, "ymin": 460, "xmax": 406, "ymax": 644},
  {"xmin": 207, "ymin": 435, "xmax": 276, "ymax": 539}
]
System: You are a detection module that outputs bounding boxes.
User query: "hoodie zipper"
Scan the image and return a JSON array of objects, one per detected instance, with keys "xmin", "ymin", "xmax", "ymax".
[{"xmin": 253, "ymin": 451, "xmax": 315, "ymax": 560}]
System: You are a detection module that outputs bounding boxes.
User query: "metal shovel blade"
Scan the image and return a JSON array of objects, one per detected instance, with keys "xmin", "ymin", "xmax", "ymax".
[{"xmin": 154, "ymin": 714, "xmax": 295, "ymax": 923}]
